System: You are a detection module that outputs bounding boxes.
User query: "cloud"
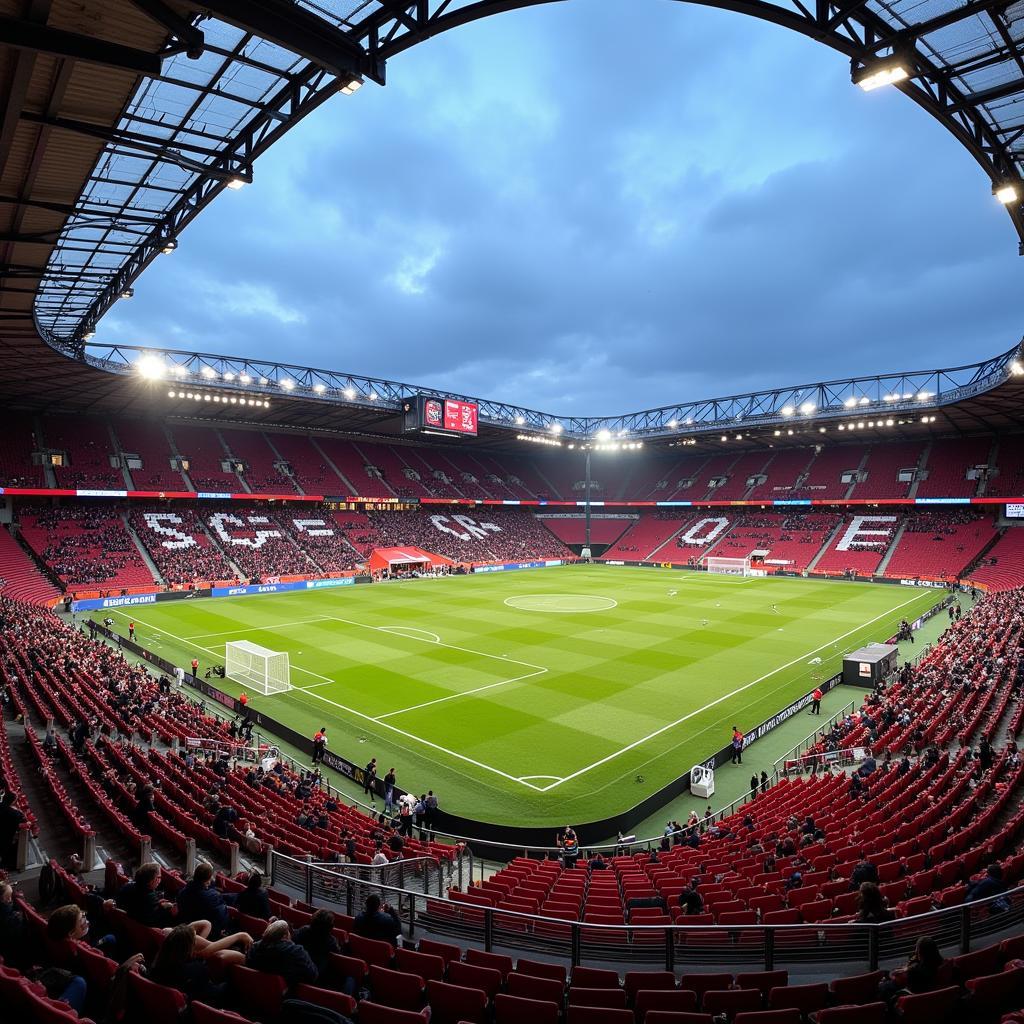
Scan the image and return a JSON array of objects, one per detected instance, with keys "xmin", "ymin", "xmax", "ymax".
[{"xmin": 103, "ymin": 0, "xmax": 1022, "ymax": 414}]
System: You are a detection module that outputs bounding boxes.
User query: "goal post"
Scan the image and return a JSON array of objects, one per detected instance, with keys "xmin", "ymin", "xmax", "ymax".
[
  {"xmin": 703, "ymin": 555, "xmax": 753, "ymax": 577},
  {"xmin": 224, "ymin": 640, "xmax": 291, "ymax": 695}
]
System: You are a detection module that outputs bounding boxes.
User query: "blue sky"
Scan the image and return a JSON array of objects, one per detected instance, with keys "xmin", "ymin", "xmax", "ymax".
[{"xmin": 103, "ymin": 0, "xmax": 1022, "ymax": 416}]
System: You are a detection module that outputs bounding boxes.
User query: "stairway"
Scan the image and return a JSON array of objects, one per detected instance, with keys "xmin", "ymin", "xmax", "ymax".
[
  {"xmin": 309, "ymin": 437, "xmax": 357, "ymax": 493},
  {"xmin": 121, "ymin": 512, "xmax": 164, "ymax": 586},
  {"xmin": 875, "ymin": 519, "xmax": 908, "ymax": 576}
]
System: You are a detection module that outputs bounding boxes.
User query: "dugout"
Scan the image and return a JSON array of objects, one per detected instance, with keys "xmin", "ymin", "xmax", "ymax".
[{"xmin": 842, "ymin": 643, "xmax": 899, "ymax": 687}]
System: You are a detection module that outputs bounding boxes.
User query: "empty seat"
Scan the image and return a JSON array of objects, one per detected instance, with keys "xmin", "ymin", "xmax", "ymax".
[
  {"xmin": 829, "ymin": 970, "xmax": 884, "ymax": 1005},
  {"xmin": 733, "ymin": 1012, "xmax": 802, "ymax": 1024},
  {"xmin": 702, "ymin": 988, "xmax": 763, "ymax": 1017},
  {"xmin": 625, "ymin": 970, "xmax": 677, "ymax": 1002},
  {"xmin": 396, "ymin": 947, "xmax": 446, "ymax": 982},
  {"xmin": 633, "ymin": 989, "xmax": 699, "ymax": 1019},
  {"xmin": 518, "ymin": 958, "xmax": 568, "ymax": 984},
  {"xmin": 680, "ymin": 973, "xmax": 734, "ymax": 1003},
  {"xmin": 736, "ymin": 971, "xmax": 788, "ymax": 1000},
  {"xmin": 349, "ymin": 933, "xmax": 395, "ymax": 968},
  {"xmin": 448, "ymin": 960, "xmax": 503, "ymax": 999},
  {"xmin": 495, "ymin": 993, "xmax": 560, "ymax": 1024},
  {"xmin": 508, "ymin": 971, "xmax": 564, "ymax": 1004},
  {"xmin": 566, "ymin": 1008, "xmax": 634, "ymax": 1024},
  {"xmin": 369, "ymin": 965, "xmax": 425, "ymax": 1011},
  {"xmin": 357, "ymin": 1002, "xmax": 431, "ymax": 1024},
  {"xmin": 465, "ymin": 948, "xmax": 515, "ymax": 979},
  {"xmin": 417, "ymin": 939, "xmax": 461, "ymax": 965},
  {"xmin": 895, "ymin": 986, "xmax": 962, "ymax": 1024},
  {"xmin": 228, "ymin": 964, "xmax": 287, "ymax": 1020},
  {"xmin": 815, "ymin": 1004, "xmax": 887, "ymax": 1024},
  {"xmin": 569, "ymin": 987, "xmax": 629, "ymax": 1008},
  {"xmin": 769, "ymin": 982, "xmax": 829, "ymax": 1014},
  {"xmin": 426, "ymin": 979, "xmax": 489, "ymax": 1024},
  {"xmin": 572, "ymin": 966, "xmax": 621, "ymax": 989}
]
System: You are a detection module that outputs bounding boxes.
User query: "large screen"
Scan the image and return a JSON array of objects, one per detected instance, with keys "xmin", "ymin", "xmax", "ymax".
[
  {"xmin": 403, "ymin": 396, "xmax": 479, "ymax": 437},
  {"xmin": 1007, "ymin": 503, "xmax": 1024, "ymax": 519}
]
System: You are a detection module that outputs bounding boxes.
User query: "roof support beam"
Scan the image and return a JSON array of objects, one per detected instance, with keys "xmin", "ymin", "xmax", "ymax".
[
  {"xmin": 126, "ymin": 0, "xmax": 205, "ymax": 59},
  {"xmin": 0, "ymin": 15, "xmax": 162, "ymax": 74},
  {"xmin": 198, "ymin": 0, "xmax": 385, "ymax": 83}
]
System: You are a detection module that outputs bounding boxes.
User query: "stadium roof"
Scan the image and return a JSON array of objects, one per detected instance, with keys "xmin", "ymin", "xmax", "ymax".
[{"xmin": 1, "ymin": 0, "xmax": 1024, "ymax": 453}]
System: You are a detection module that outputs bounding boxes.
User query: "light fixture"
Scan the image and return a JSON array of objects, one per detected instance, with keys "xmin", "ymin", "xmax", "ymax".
[
  {"xmin": 994, "ymin": 181, "xmax": 1021, "ymax": 206},
  {"xmin": 240, "ymin": 374, "xmax": 251, "ymax": 384},
  {"xmin": 781, "ymin": 406, "xmax": 795, "ymax": 417},
  {"xmin": 596, "ymin": 429, "xmax": 612, "ymax": 442},
  {"xmin": 885, "ymin": 419, "xmax": 894, "ymax": 426},
  {"xmin": 844, "ymin": 397, "xmax": 857, "ymax": 408},
  {"xmin": 550, "ymin": 423, "xmax": 563, "ymax": 433},
  {"xmin": 226, "ymin": 175, "xmax": 248, "ymax": 190},
  {"xmin": 514, "ymin": 416, "xmax": 525, "ymax": 425},
  {"xmin": 83, "ymin": 329, "xmax": 95, "ymax": 340},
  {"xmin": 838, "ymin": 424, "xmax": 846, "ymax": 431},
  {"xmin": 313, "ymin": 383, "xmax": 325, "ymax": 393},
  {"xmin": 667, "ymin": 420, "xmax": 677, "ymax": 429},
  {"xmin": 853, "ymin": 54, "xmax": 910, "ymax": 92},
  {"xmin": 859, "ymin": 396, "xmax": 870, "ymax": 405},
  {"xmin": 161, "ymin": 239, "xmax": 177, "ymax": 254},
  {"xmin": 369, "ymin": 392, "xmax": 379, "ymax": 401},
  {"xmin": 280, "ymin": 378, "xmax": 294, "ymax": 390},
  {"xmin": 800, "ymin": 401, "xmax": 815, "ymax": 415},
  {"xmin": 120, "ymin": 287, "xmax": 134, "ymax": 299},
  {"xmin": 201, "ymin": 366, "xmax": 216, "ymax": 379},
  {"xmin": 136, "ymin": 354, "xmax": 165, "ymax": 379},
  {"xmin": 721, "ymin": 434, "xmax": 728, "ymax": 442},
  {"xmin": 167, "ymin": 390, "xmax": 175, "ymax": 398},
  {"xmin": 774, "ymin": 430, "xmax": 781, "ymax": 437},
  {"xmin": 1012, "ymin": 360, "xmax": 1024, "ymax": 376},
  {"xmin": 340, "ymin": 75, "xmax": 363, "ymax": 95},
  {"xmin": 345, "ymin": 388, "xmax": 356, "ymax": 399}
]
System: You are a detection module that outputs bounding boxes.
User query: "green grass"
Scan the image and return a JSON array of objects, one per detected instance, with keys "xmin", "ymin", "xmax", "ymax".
[{"xmin": 105, "ymin": 566, "xmax": 940, "ymax": 826}]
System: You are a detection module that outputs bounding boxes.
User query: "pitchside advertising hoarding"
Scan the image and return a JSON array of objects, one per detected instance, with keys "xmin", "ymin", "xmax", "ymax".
[
  {"xmin": 403, "ymin": 395, "xmax": 479, "ymax": 437},
  {"xmin": 1007, "ymin": 503, "xmax": 1024, "ymax": 518}
]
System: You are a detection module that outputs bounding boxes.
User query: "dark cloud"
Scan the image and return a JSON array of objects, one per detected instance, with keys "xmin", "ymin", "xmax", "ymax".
[{"xmin": 104, "ymin": 0, "xmax": 1021, "ymax": 416}]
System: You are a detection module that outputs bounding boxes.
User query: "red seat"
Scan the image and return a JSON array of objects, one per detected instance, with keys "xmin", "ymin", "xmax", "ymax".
[
  {"xmin": 569, "ymin": 987, "xmax": 629, "ymax": 1008},
  {"xmin": 508, "ymin": 971, "xmax": 564, "ymax": 1004},
  {"xmin": 572, "ymin": 966, "xmax": 621, "ymax": 989},
  {"xmin": 517, "ymin": 958, "xmax": 568, "ymax": 985},
  {"xmin": 126, "ymin": 971, "xmax": 187, "ymax": 1024},
  {"xmin": 679, "ymin": 973, "xmax": 734, "ymax": 1003},
  {"xmin": 703, "ymin": 988, "xmax": 763, "ymax": 1016},
  {"xmin": 370, "ymin": 965, "xmax": 426, "ymax": 1010},
  {"xmin": 829, "ymin": 970, "xmax": 884, "ymax": 1005},
  {"xmin": 951, "ymin": 945, "xmax": 1005, "ymax": 983},
  {"xmin": 228, "ymin": 964, "xmax": 287, "ymax": 1020},
  {"xmin": 644, "ymin": 1013, "xmax": 713, "ymax": 1024},
  {"xmin": 768, "ymin": 983, "xmax": 829, "ymax": 1014},
  {"xmin": 191, "ymin": 1004, "xmax": 251, "ymax": 1024},
  {"xmin": 417, "ymin": 939, "xmax": 461, "ymax": 965},
  {"xmin": 356, "ymin": 1001, "xmax": 430, "ymax": 1024},
  {"xmin": 625, "ymin": 970, "xmax": 677, "ymax": 1002},
  {"xmin": 895, "ymin": 986, "xmax": 962, "ymax": 1024},
  {"xmin": 465, "ymin": 948, "xmax": 515, "ymax": 980},
  {"xmin": 633, "ymin": 989, "xmax": 699, "ymax": 1018},
  {"xmin": 736, "ymin": 972, "xmax": 788, "ymax": 1000},
  {"xmin": 815, "ymin": 1004, "xmax": 887, "ymax": 1024},
  {"xmin": 448, "ymin": 960, "xmax": 503, "ymax": 999},
  {"xmin": 349, "ymin": 932, "xmax": 395, "ymax": 968},
  {"xmin": 566, "ymin": 1008, "xmax": 634, "ymax": 1024},
  {"xmin": 396, "ymin": 947, "xmax": 446, "ymax": 982},
  {"xmin": 965, "ymin": 967, "xmax": 1024, "ymax": 1016},
  {"xmin": 291, "ymin": 983, "xmax": 356, "ymax": 1018},
  {"xmin": 327, "ymin": 953, "xmax": 368, "ymax": 991},
  {"xmin": 494, "ymin": 993, "xmax": 560, "ymax": 1024},
  {"xmin": 733, "ymin": 1012, "xmax": 802, "ymax": 1024},
  {"xmin": 426, "ymin": 979, "xmax": 489, "ymax": 1024}
]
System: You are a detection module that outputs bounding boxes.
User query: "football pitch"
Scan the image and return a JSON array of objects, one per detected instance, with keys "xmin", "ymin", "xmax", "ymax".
[{"xmin": 107, "ymin": 566, "xmax": 940, "ymax": 826}]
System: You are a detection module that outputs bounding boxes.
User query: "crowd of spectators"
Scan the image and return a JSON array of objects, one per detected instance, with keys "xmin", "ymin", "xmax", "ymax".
[{"xmin": 128, "ymin": 507, "xmax": 236, "ymax": 585}]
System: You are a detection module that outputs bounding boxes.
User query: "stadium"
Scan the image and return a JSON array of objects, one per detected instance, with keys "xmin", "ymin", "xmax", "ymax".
[{"xmin": 2, "ymin": 1, "xmax": 1024, "ymax": 1022}]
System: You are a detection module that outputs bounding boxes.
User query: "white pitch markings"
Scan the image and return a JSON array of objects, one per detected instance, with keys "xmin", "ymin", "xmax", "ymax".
[
  {"xmin": 110, "ymin": 610, "xmax": 547, "ymax": 792},
  {"xmin": 529, "ymin": 591, "xmax": 933, "ymax": 792},
  {"xmin": 184, "ymin": 617, "xmax": 331, "ymax": 640},
  {"xmin": 377, "ymin": 626, "xmax": 442, "ymax": 644}
]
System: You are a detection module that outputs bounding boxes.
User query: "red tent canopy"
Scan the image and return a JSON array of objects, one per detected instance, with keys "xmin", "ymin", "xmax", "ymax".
[{"xmin": 367, "ymin": 546, "xmax": 453, "ymax": 573}]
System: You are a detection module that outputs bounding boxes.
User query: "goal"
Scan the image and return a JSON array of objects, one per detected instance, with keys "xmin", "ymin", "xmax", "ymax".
[
  {"xmin": 703, "ymin": 555, "xmax": 753, "ymax": 577},
  {"xmin": 224, "ymin": 640, "xmax": 291, "ymax": 695}
]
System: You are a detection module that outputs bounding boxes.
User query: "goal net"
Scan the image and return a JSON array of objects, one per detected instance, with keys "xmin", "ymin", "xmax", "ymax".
[
  {"xmin": 224, "ymin": 640, "xmax": 291, "ymax": 695},
  {"xmin": 703, "ymin": 555, "xmax": 753, "ymax": 577}
]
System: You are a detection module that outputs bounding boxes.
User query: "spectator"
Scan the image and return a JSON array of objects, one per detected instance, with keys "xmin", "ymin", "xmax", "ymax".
[
  {"xmin": 851, "ymin": 853, "xmax": 879, "ymax": 889},
  {"xmin": 0, "ymin": 789, "xmax": 25, "ymax": 869},
  {"xmin": 246, "ymin": 920, "xmax": 318, "ymax": 988},
  {"xmin": 0, "ymin": 881, "xmax": 26, "ymax": 967},
  {"xmin": 177, "ymin": 862, "xmax": 234, "ymax": 938},
  {"xmin": 115, "ymin": 861, "xmax": 177, "ymax": 929},
  {"xmin": 293, "ymin": 910, "xmax": 341, "ymax": 976},
  {"xmin": 353, "ymin": 894, "xmax": 401, "ymax": 945},
  {"xmin": 966, "ymin": 864, "xmax": 1006, "ymax": 903},
  {"xmin": 678, "ymin": 879, "xmax": 704, "ymax": 916},
  {"xmin": 856, "ymin": 882, "xmax": 894, "ymax": 923},
  {"xmin": 236, "ymin": 871, "xmax": 272, "ymax": 920},
  {"xmin": 149, "ymin": 923, "xmax": 239, "ymax": 1005}
]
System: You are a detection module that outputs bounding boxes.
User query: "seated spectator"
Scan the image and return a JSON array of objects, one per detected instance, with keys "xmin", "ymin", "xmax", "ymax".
[
  {"xmin": 235, "ymin": 870, "xmax": 272, "ymax": 920},
  {"xmin": 966, "ymin": 863, "xmax": 1006, "ymax": 904},
  {"xmin": 352, "ymin": 894, "xmax": 401, "ymax": 945},
  {"xmin": 292, "ymin": 910, "xmax": 340, "ymax": 976},
  {"xmin": 177, "ymin": 862, "xmax": 234, "ymax": 938},
  {"xmin": 115, "ymin": 861, "xmax": 178, "ymax": 929},
  {"xmin": 0, "ymin": 881, "xmax": 26, "ymax": 967},
  {"xmin": 678, "ymin": 879, "xmax": 704, "ymax": 915},
  {"xmin": 851, "ymin": 853, "xmax": 879, "ymax": 889},
  {"xmin": 246, "ymin": 919, "xmax": 318, "ymax": 988},
  {"xmin": 882, "ymin": 936, "xmax": 948, "ymax": 1002},
  {"xmin": 149, "ymin": 923, "xmax": 239, "ymax": 1005},
  {"xmin": 856, "ymin": 882, "xmax": 894, "ymax": 923}
]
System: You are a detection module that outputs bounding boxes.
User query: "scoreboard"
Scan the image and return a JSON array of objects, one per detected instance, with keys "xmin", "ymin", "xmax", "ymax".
[{"xmin": 403, "ymin": 395, "xmax": 478, "ymax": 437}]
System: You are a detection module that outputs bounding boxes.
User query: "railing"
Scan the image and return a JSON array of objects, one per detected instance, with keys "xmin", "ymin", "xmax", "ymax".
[
  {"xmin": 773, "ymin": 701, "xmax": 856, "ymax": 772},
  {"xmin": 268, "ymin": 851, "xmax": 1024, "ymax": 972}
]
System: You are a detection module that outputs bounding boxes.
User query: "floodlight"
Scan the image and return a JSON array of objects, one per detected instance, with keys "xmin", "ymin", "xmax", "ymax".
[
  {"xmin": 341, "ymin": 75, "xmax": 363, "ymax": 95},
  {"xmin": 1012, "ymin": 360, "xmax": 1024, "ymax": 376},
  {"xmin": 83, "ymin": 329, "xmax": 95, "ymax": 340},
  {"xmin": 515, "ymin": 415, "xmax": 525, "ymax": 425},
  {"xmin": 800, "ymin": 401, "xmax": 815, "ymax": 414},
  {"xmin": 369, "ymin": 392, "xmax": 379, "ymax": 401},
  {"xmin": 994, "ymin": 181, "xmax": 1020, "ymax": 206},
  {"xmin": 774, "ymin": 430, "xmax": 781, "ymax": 437},
  {"xmin": 161, "ymin": 239, "xmax": 177, "ymax": 254},
  {"xmin": 136, "ymin": 354, "xmax": 164, "ymax": 379},
  {"xmin": 201, "ymin": 366, "xmax": 216, "ymax": 379},
  {"xmin": 171, "ymin": 364, "xmax": 186, "ymax": 376},
  {"xmin": 838, "ymin": 424, "xmax": 845, "ymax": 431},
  {"xmin": 885, "ymin": 419, "xmax": 894, "ymax": 426},
  {"xmin": 853, "ymin": 55, "xmax": 910, "ymax": 91},
  {"xmin": 916, "ymin": 391, "xmax": 931, "ymax": 400},
  {"xmin": 596, "ymin": 429, "xmax": 612, "ymax": 442},
  {"xmin": 313, "ymin": 383, "xmax": 325, "ymax": 393},
  {"xmin": 120, "ymin": 287, "xmax": 134, "ymax": 299},
  {"xmin": 240, "ymin": 374, "xmax": 251, "ymax": 384},
  {"xmin": 721, "ymin": 435, "xmax": 728, "ymax": 441},
  {"xmin": 167, "ymin": 390, "xmax": 175, "ymax": 398},
  {"xmin": 226, "ymin": 175, "xmax": 248, "ymax": 190},
  {"xmin": 844, "ymin": 397, "xmax": 857, "ymax": 408},
  {"xmin": 667, "ymin": 420, "xmax": 677, "ymax": 428},
  {"xmin": 781, "ymin": 405, "xmax": 795, "ymax": 417},
  {"xmin": 859, "ymin": 396, "xmax": 870, "ymax": 405},
  {"xmin": 550, "ymin": 423, "xmax": 563, "ymax": 433},
  {"xmin": 280, "ymin": 378, "xmax": 294, "ymax": 390}
]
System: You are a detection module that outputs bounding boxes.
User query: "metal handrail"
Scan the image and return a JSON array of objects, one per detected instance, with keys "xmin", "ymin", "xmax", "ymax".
[
  {"xmin": 269, "ymin": 851, "xmax": 1024, "ymax": 971},
  {"xmin": 774, "ymin": 701, "xmax": 856, "ymax": 770}
]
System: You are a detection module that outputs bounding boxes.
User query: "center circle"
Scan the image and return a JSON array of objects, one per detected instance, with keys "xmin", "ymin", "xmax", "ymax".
[{"xmin": 503, "ymin": 594, "xmax": 618, "ymax": 613}]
